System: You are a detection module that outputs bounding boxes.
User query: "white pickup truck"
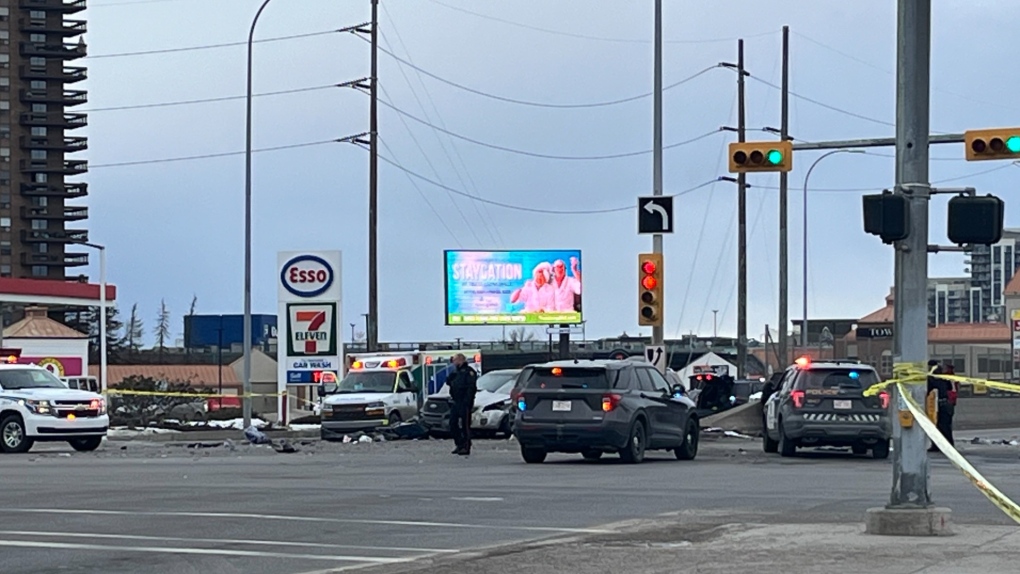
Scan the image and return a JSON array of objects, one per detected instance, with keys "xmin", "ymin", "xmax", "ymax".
[{"xmin": 0, "ymin": 364, "xmax": 109, "ymax": 453}]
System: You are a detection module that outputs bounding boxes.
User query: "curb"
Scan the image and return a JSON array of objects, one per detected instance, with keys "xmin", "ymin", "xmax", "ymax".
[{"xmin": 106, "ymin": 429, "xmax": 321, "ymax": 442}]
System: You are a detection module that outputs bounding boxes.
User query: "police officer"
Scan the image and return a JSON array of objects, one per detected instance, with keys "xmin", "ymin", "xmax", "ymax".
[
  {"xmin": 937, "ymin": 361, "xmax": 957, "ymax": 447},
  {"xmin": 448, "ymin": 353, "xmax": 478, "ymax": 456},
  {"xmin": 926, "ymin": 360, "xmax": 951, "ymax": 453}
]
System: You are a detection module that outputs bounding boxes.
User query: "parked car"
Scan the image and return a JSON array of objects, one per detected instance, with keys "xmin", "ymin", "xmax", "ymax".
[
  {"xmin": 421, "ymin": 369, "xmax": 521, "ymax": 438},
  {"xmin": 513, "ymin": 359, "xmax": 699, "ymax": 464}
]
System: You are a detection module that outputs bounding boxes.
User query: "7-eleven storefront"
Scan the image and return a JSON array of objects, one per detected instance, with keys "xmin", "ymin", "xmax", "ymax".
[{"xmin": 0, "ymin": 278, "xmax": 116, "ymax": 385}]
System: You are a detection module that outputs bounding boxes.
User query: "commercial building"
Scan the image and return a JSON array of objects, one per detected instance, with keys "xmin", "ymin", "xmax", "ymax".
[
  {"xmin": 0, "ymin": 0, "xmax": 89, "ymax": 280},
  {"xmin": 927, "ymin": 276, "xmax": 982, "ymax": 326}
]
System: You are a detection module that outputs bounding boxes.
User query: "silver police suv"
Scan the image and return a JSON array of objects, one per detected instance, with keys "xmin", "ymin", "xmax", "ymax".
[{"xmin": 761, "ymin": 358, "xmax": 891, "ymax": 458}]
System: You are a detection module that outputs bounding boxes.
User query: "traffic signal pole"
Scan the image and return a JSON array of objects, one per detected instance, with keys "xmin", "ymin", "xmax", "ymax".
[
  {"xmin": 865, "ymin": 0, "xmax": 951, "ymax": 535},
  {"xmin": 651, "ymin": 0, "xmax": 664, "ymax": 347},
  {"xmin": 778, "ymin": 26, "xmax": 790, "ymax": 369},
  {"xmin": 736, "ymin": 39, "xmax": 748, "ymax": 379}
]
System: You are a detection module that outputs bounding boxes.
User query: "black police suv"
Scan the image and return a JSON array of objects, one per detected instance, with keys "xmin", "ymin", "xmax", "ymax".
[
  {"xmin": 513, "ymin": 359, "xmax": 699, "ymax": 464},
  {"xmin": 761, "ymin": 358, "xmax": 892, "ymax": 458}
]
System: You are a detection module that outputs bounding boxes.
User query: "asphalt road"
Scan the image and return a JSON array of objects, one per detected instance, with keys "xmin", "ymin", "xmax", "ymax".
[{"xmin": 2, "ymin": 429, "xmax": 1019, "ymax": 574}]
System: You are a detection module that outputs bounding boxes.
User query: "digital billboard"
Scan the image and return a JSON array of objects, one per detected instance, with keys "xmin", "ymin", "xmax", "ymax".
[{"xmin": 445, "ymin": 250, "xmax": 583, "ymax": 325}]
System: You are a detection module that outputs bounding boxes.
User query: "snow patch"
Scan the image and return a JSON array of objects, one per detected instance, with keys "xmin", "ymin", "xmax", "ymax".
[{"xmin": 288, "ymin": 424, "xmax": 321, "ymax": 431}]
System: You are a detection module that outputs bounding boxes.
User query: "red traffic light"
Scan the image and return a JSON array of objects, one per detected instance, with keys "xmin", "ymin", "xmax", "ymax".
[
  {"xmin": 641, "ymin": 276, "xmax": 658, "ymax": 290},
  {"xmin": 642, "ymin": 260, "xmax": 657, "ymax": 275}
]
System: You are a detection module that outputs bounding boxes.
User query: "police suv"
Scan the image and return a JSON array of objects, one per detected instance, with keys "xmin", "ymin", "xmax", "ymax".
[
  {"xmin": 0, "ymin": 363, "xmax": 109, "ymax": 453},
  {"xmin": 761, "ymin": 357, "xmax": 891, "ymax": 458}
]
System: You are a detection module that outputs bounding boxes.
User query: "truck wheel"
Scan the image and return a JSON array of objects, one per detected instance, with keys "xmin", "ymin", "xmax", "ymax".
[
  {"xmin": 521, "ymin": 446, "xmax": 547, "ymax": 464},
  {"xmin": 778, "ymin": 422, "xmax": 796, "ymax": 457},
  {"xmin": 872, "ymin": 439, "xmax": 890, "ymax": 459},
  {"xmin": 388, "ymin": 411, "xmax": 402, "ymax": 426},
  {"xmin": 675, "ymin": 418, "xmax": 699, "ymax": 460},
  {"xmin": 619, "ymin": 420, "xmax": 647, "ymax": 464},
  {"xmin": 762, "ymin": 416, "xmax": 779, "ymax": 453},
  {"xmin": 0, "ymin": 414, "xmax": 33, "ymax": 454},
  {"xmin": 68, "ymin": 437, "xmax": 103, "ymax": 452}
]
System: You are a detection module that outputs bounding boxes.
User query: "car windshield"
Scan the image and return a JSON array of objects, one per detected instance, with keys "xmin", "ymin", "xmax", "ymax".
[
  {"xmin": 524, "ymin": 367, "xmax": 613, "ymax": 390},
  {"xmin": 0, "ymin": 368, "xmax": 68, "ymax": 390},
  {"xmin": 336, "ymin": 371, "xmax": 394, "ymax": 394},
  {"xmin": 800, "ymin": 368, "xmax": 879, "ymax": 390},
  {"xmin": 477, "ymin": 371, "xmax": 519, "ymax": 393}
]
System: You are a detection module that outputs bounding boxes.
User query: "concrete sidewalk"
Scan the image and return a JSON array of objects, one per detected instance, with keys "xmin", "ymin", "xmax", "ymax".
[{"xmin": 381, "ymin": 514, "xmax": 1020, "ymax": 574}]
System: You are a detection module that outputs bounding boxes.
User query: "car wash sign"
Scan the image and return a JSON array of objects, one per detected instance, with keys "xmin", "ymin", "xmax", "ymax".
[{"xmin": 278, "ymin": 251, "xmax": 342, "ymax": 388}]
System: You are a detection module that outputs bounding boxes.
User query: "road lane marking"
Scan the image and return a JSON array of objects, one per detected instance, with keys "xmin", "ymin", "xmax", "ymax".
[
  {"xmin": 0, "ymin": 530, "xmax": 459, "ymax": 555},
  {"xmin": 0, "ymin": 540, "xmax": 411, "ymax": 563},
  {"xmin": 5, "ymin": 508, "xmax": 613, "ymax": 534},
  {"xmin": 450, "ymin": 497, "xmax": 504, "ymax": 502}
]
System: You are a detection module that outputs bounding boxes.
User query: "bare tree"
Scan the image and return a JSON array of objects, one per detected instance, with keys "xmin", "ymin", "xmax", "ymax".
[
  {"xmin": 188, "ymin": 294, "xmax": 198, "ymax": 316},
  {"xmin": 354, "ymin": 330, "xmax": 366, "ymax": 343},
  {"xmin": 154, "ymin": 299, "xmax": 171, "ymax": 360},
  {"xmin": 125, "ymin": 303, "xmax": 144, "ymax": 352},
  {"xmin": 507, "ymin": 327, "xmax": 536, "ymax": 343}
]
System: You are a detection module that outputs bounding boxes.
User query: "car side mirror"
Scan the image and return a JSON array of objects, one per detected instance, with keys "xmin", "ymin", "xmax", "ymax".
[{"xmin": 317, "ymin": 385, "xmax": 326, "ymax": 398}]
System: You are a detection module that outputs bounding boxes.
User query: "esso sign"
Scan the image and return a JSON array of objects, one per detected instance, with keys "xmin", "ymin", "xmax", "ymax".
[{"xmin": 281, "ymin": 254, "xmax": 334, "ymax": 298}]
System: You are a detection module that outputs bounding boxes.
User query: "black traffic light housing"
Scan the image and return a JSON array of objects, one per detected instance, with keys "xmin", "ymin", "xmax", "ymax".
[
  {"xmin": 862, "ymin": 191, "xmax": 909, "ymax": 244},
  {"xmin": 947, "ymin": 194, "xmax": 1004, "ymax": 245}
]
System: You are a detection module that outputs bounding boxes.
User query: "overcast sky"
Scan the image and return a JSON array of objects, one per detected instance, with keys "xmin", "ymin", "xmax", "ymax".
[{"xmin": 82, "ymin": 0, "xmax": 1017, "ymax": 345}]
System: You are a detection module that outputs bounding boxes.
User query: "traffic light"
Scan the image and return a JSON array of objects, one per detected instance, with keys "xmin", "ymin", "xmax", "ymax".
[
  {"xmin": 728, "ymin": 140, "xmax": 793, "ymax": 173},
  {"xmin": 964, "ymin": 128, "xmax": 1020, "ymax": 161},
  {"xmin": 947, "ymin": 194, "xmax": 1004, "ymax": 245},
  {"xmin": 638, "ymin": 253, "xmax": 663, "ymax": 327},
  {"xmin": 862, "ymin": 192, "xmax": 909, "ymax": 243}
]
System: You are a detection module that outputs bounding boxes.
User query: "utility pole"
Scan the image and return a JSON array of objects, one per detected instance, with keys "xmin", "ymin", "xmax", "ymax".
[
  {"xmin": 777, "ymin": 26, "xmax": 790, "ymax": 368},
  {"xmin": 712, "ymin": 309, "xmax": 718, "ymax": 338},
  {"xmin": 866, "ymin": 0, "xmax": 950, "ymax": 535},
  {"xmin": 736, "ymin": 39, "xmax": 747, "ymax": 379},
  {"xmin": 367, "ymin": 0, "xmax": 380, "ymax": 353},
  {"xmin": 650, "ymin": 0, "xmax": 664, "ymax": 347}
]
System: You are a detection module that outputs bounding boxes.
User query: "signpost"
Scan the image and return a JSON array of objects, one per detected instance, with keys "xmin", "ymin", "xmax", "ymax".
[
  {"xmin": 644, "ymin": 344, "xmax": 667, "ymax": 374},
  {"xmin": 277, "ymin": 251, "xmax": 342, "ymax": 426}
]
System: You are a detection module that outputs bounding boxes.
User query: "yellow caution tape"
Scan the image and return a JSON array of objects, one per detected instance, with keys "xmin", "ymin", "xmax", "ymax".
[
  {"xmin": 864, "ymin": 362, "xmax": 1020, "ymax": 397},
  {"xmin": 896, "ymin": 377, "xmax": 1020, "ymax": 525}
]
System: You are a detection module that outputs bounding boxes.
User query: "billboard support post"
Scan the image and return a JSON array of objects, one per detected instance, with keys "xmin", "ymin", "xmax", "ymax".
[{"xmin": 558, "ymin": 324, "xmax": 570, "ymax": 359}]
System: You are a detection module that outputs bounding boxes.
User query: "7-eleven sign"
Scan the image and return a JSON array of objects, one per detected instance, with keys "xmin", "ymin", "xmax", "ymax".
[{"xmin": 287, "ymin": 303, "xmax": 337, "ymax": 356}]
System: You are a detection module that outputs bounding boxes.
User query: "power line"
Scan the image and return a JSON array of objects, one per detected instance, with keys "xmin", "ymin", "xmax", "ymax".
[
  {"xmin": 90, "ymin": 139, "xmax": 341, "ymax": 168},
  {"xmin": 378, "ymin": 137, "xmax": 463, "ymax": 247},
  {"xmin": 81, "ymin": 84, "xmax": 338, "ymax": 112},
  {"xmin": 746, "ymin": 75, "xmax": 896, "ymax": 129},
  {"xmin": 370, "ymin": 36, "xmax": 721, "ymax": 109},
  {"xmin": 374, "ymin": 96, "xmax": 723, "ymax": 160},
  {"xmin": 372, "ymin": 148, "xmax": 721, "ymax": 214},
  {"xmin": 750, "ymin": 162, "xmax": 1018, "ymax": 192},
  {"xmin": 424, "ymin": 0, "xmax": 776, "ymax": 45},
  {"xmin": 87, "ymin": 29, "xmax": 340, "ymax": 59}
]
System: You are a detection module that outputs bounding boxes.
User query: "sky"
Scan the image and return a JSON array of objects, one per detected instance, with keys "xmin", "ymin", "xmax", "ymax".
[{"xmin": 80, "ymin": 0, "xmax": 1020, "ymax": 346}]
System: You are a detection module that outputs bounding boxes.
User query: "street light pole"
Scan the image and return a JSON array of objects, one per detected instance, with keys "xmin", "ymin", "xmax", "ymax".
[
  {"xmin": 801, "ymin": 149, "xmax": 864, "ymax": 349},
  {"xmin": 243, "ymin": 0, "xmax": 274, "ymax": 430},
  {"xmin": 83, "ymin": 242, "xmax": 106, "ymax": 394}
]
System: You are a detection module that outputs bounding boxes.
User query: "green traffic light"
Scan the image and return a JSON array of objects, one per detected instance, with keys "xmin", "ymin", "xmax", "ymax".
[
  {"xmin": 1007, "ymin": 136, "xmax": 1020, "ymax": 154},
  {"xmin": 766, "ymin": 149, "xmax": 783, "ymax": 165}
]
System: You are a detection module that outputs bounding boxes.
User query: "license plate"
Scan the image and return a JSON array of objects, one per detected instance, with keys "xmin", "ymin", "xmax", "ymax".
[
  {"xmin": 834, "ymin": 400, "xmax": 852, "ymax": 409},
  {"xmin": 551, "ymin": 400, "xmax": 572, "ymax": 412}
]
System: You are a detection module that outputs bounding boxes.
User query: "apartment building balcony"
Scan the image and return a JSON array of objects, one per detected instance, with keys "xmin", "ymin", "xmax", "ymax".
[
  {"xmin": 21, "ymin": 205, "xmax": 88, "ymax": 221},
  {"xmin": 20, "ymin": 41, "xmax": 87, "ymax": 60},
  {"xmin": 19, "ymin": 0, "xmax": 87, "ymax": 15},
  {"xmin": 19, "ymin": 64, "xmax": 86, "ymax": 83},
  {"xmin": 20, "ymin": 88, "xmax": 87, "ymax": 107},
  {"xmin": 20, "ymin": 181, "xmax": 87, "ymax": 199},
  {"xmin": 21, "ymin": 252, "xmax": 88, "ymax": 267},
  {"xmin": 19, "ymin": 111, "xmax": 87, "ymax": 129},
  {"xmin": 19, "ymin": 16, "xmax": 86, "ymax": 36},
  {"xmin": 19, "ymin": 159, "xmax": 88, "ymax": 175},
  {"xmin": 20, "ymin": 135, "xmax": 88, "ymax": 152},
  {"xmin": 21, "ymin": 229, "xmax": 87, "ymax": 243}
]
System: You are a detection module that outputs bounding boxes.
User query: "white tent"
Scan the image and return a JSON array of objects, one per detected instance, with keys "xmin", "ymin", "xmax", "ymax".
[{"xmin": 674, "ymin": 351, "xmax": 737, "ymax": 381}]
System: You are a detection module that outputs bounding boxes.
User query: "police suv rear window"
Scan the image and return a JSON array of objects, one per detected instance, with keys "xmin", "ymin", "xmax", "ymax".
[
  {"xmin": 524, "ymin": 368, "xmax": 614, "ymax": 390},
  {"xmin": 799, "ymin": 368, "xmax": 879, "ymax": 390}
]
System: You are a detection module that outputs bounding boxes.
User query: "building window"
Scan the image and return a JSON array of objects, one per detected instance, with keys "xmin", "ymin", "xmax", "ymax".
[
  {"xmin": 31, "ymin": 104, "xmax": 46, "ymax": 113},
  {"xmin": 30, "ymin": 150, "xmax": 46, "ymax": 160},
  {"xmin": 30, "ymin": 80, "xmax": 45, "ymax": 90},
  {"xmin": 0, "ymin": 101, "xmax": 9, "ymax": 111},
  {"xmin": 31, "ymin": 127, "xmax": 46, "ymax": 137},
  {"xmin": 33, "ymin": 173, "xmax": 47, "ymax": 183},
  {"xmin": 29, "ymin": 57, "xmax": 45, "ymax": 68},
  {"xmin": 31, "ymin": 219, "xmax": 46, "ymax": 230},
  {"xmin": 31, "ymin": 265, "xmax": 47, "ymax": 277},
  {"xmin": 34, "ymin": 243, "xmax": 47, "ymax": 253},
  {"xmin": 31, "ymin": 196, "xmax": 47, "ymax": 207},
  {"xmin": 0, "ymin": 241, "xmax": 10, "ymax": 256},
  {"xmin": 0, "ymin": 217, "xmax": 10, "ymax": 229},
  {"xmin": 29, "ymin": 34, "xmax": 45, "ymax": 44},
  {"xmin": 0, "ymin": 194, "xmax": 8, "ymax": 209},
  {"xmin": 29, "ymin": 10, "xmax": 45, "ymax": 20},
  {"xmin": 0, "ymin": 265, "xmax": 9, "ymax": 277}
]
